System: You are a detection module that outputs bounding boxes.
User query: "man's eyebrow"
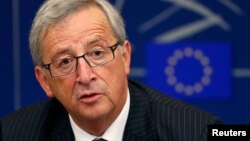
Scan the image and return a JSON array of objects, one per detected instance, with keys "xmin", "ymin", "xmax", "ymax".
[
  {"xmin": 86, "ymin": 37, "xmax": 107, "ymax": 46},
  {"xmin": 51, "ymin": 47, "xmax": 73, "ymax": 61},
  {"xmin": 50, "ymin": 38, "xmax": 107, "ymax": 60}
]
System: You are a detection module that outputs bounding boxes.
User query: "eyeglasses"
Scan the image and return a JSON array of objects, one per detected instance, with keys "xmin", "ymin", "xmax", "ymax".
[{"xmin": 42, "ymin": 41, "xmax": 120, "ymax": 77}]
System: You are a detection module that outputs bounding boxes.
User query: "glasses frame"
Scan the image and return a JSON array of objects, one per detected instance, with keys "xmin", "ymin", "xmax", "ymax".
[{"xmin": 42, "ymin": 41, "xmax": 120, "ymax": 77}]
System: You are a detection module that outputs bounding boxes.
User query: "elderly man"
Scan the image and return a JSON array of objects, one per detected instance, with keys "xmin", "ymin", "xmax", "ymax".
[{"xmin": 0, "ymin": 0, "xmax": 221, "ymax": 141}]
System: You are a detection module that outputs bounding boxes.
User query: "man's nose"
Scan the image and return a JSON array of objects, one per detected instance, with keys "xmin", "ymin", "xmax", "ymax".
[{"xmin": 75, "ymin": 58, "xmax": 95, "ymax": 84}]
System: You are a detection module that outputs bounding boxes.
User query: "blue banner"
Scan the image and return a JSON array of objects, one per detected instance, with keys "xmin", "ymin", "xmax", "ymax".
[{"xmin": 146, "ymin": 42, "xmax": 231, "ymax": 101}]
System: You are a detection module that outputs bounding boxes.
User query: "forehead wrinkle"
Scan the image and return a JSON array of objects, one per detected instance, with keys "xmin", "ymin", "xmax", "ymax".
[
  {"xmin": 43, "ymin": 6, "xmax": 114, "ymax": 49},
  {"xmin": 46, "ymin": 24, "xmax": 110, "ymax": 51},
  {"xmin": 42, "ymin": 6, "xmax": 116, "ymax": 64}
]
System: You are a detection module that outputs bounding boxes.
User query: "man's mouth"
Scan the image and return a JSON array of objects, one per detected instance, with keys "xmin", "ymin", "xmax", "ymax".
[{"xmin": 79, "ymin": 93, "xmax": 102, "ymax": 104}]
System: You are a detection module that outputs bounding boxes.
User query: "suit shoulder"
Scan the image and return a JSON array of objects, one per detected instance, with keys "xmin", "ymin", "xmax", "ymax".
[
  {"xmin": 129, "ymin": 80, "xmax": 221, "ymax": 123},
  {"xmin": 129, "ymin": 80, "xmax": 221, "ymax": 140},
  {"xmin": 1, "ymin": 100, "xmax": 51, "ymax": 140},
  {"xmin": 2, "ymin": 100, "xmax": 50, "ymax": 124}
]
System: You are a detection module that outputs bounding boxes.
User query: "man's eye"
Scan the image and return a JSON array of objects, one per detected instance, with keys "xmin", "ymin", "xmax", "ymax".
[
  {"xmin": 88, "ymin": 49, "xmax": 106, "ymax": 59},
  {"xmin": 93, "ymin": 50, "xmax": 104, "ymax": 57},
  {"xmin": 61, "ymin": 58, "xmax": 70, "ymax": 64},
  {"xmin": 56, "ymin": 57, "xmax": 74, "ymax": 68}
]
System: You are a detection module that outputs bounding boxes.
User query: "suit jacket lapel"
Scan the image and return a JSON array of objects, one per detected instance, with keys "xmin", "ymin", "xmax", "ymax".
[
  {"xmin": 45, "ymin": 81, "xmax": 159, "ymax": 141},
  {"xmin": 123, "ymin": 81, "xmax": 158, "ymax": 141},
  {"xmin": 44, "ymin": 99, "xmax": 75, "ymax": 141},
  {"xmin": 49, "ymin": 113, "xmax": 74, "ymax": 141}
]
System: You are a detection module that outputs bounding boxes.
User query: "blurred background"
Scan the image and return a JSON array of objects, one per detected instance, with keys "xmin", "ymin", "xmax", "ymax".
[{"xmin": 1, "ymin": 0, "xmax": 250, "ymax": 124}]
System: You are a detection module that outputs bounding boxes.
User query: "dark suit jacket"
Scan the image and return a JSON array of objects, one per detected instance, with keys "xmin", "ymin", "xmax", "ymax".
[{"xmin": 0, "ymin": 80, "xmax": 221, "ymax": 141}]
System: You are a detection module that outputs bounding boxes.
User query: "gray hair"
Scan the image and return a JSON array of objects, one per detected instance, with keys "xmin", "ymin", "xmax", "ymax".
[{"xmin": 29, "ymin": 0, "xmax": 126, "ymax": 65}]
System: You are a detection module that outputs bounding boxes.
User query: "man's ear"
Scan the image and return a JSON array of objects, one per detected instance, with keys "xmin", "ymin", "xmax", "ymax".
[
  {"xmin": 122, "ymin": 40, "xmax": 131, "ymax": 75},
  {"xmin": 35, "ymin": 66, "xmax": 54, "ymax": 98}
]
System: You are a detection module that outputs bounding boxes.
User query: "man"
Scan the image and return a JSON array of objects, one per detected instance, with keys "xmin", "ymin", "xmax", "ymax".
[{"xmin": 0, "ymin": 0, "xmax": 221, "ymax": 140}]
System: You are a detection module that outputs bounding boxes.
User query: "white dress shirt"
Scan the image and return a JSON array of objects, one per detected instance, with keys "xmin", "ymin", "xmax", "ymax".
[{"xmin": 69, "ymin": 90, "xmax": 130, "ymax": 141}]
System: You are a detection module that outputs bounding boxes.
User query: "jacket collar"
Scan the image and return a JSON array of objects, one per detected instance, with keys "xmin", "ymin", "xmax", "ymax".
[
  {"xmin": 123, "ymin": 81, "xmax": 158, "ymax": 140},
  {"xmin": 46, "ymin": 80, "xmax": 158, "ymax": 141},
  {"xmin": 45, "ymin": 99, "xmax": 75, "ymax": 141}
]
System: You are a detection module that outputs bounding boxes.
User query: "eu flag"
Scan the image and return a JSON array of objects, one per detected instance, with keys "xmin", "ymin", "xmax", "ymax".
[{"xmin": 145, "ymin": 42, "xmax": 231, "ymax": 101}]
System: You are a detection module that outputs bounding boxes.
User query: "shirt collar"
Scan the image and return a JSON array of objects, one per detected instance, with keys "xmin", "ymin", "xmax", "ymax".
[{"xmin": 69, "ymin": 89, "xmax": 130, "ymax": 141}]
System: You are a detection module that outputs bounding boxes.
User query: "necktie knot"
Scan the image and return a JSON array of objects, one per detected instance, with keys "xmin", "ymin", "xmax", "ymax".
[{"xmin": 92, "ymin": 138, "xmax": 107, "ymax": 141}]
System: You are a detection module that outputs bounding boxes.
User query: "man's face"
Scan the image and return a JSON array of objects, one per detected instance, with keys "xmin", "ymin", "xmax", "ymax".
[{"xmin": 35, "ymin": 6, "xmax": 131, "ymax": 123}]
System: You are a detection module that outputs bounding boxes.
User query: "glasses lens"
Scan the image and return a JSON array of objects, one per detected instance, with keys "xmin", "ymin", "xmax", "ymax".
[
  {"xmin": 47, "ymin": 42, "xmax": 119, "ymax": 77},
  {"xmin": 85, "ymin": 47, "xmax": 114, "ymax": 67},
  {"xmin": 50, "ymin": 57, "xmax": 77, "ymax": 76}
]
